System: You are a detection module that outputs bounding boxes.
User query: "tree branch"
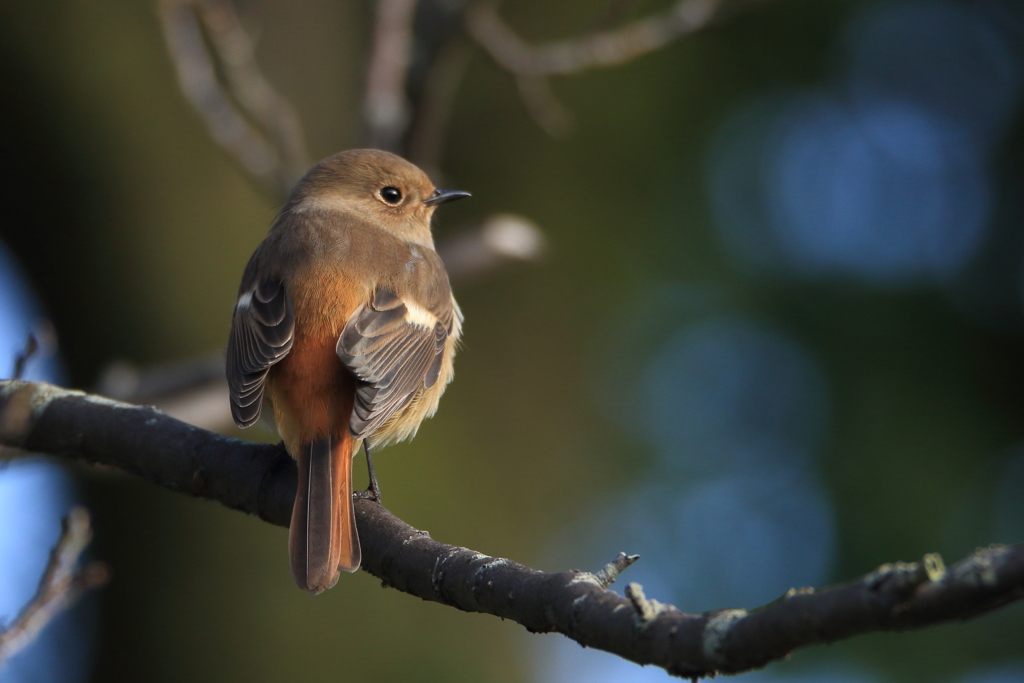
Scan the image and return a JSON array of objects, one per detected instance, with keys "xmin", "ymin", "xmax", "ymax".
[
  {"xmin": 12, "ymin": 333, "xmax": 38, "ymax": 382},
  {"xmin": 363, "ymin": 0, "xmax": 419, "ymax": 151},
  {"xmin": 466, "ymin": 0, "xmax": 732, "ymax": 78},
  {"xmin": 0, "ymin": 507, "xmax": 110, "ymax": 663},
  {"xmin": 159, "ymin": 0, "xmax": 309, "ymax": 197},
  {"xmin": 405, "ymin": 34, "xmax": 473, "ymax": 173},
  {"xmin": 464, "ymin": 0, "xmax": 762, "ymax": 136},
  {"xmin": 1, "ymin": 380, "xmax": 1022, "ymax": 677}
]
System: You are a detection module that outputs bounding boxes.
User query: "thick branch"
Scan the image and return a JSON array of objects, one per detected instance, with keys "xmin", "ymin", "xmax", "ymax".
[{"xmin": 2, "ymin": 380, "xmax": 1023, "ymax": 678}]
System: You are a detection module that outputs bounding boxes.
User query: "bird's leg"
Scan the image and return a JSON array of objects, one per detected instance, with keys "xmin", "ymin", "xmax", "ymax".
[{"xmin": 354, "ymin": 441, "xmax": 382, "ymax": 503}]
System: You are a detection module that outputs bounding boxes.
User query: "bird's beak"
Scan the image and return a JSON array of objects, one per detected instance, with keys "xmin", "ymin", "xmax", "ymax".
[{"xmin": 424, "ymin": 189, "xmax": 472, "ymax": 206}]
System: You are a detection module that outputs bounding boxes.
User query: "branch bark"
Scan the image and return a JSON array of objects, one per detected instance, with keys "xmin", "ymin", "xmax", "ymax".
[{"xmin": 2, "ymin": 379, "xmax": 1022, "ymax": 678}]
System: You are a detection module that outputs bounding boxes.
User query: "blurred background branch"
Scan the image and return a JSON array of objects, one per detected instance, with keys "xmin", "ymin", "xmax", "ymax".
[
  {"xmin": 363, "ymin": 0, "xmax": 418, "ymax": 150},
  {"xmin": 466, "ymin": 0, "xmax": 734, "ymax": 78},
  {"xmin": 12, "ymin": 334, "xmax": 38, "ymax": 383},
  {"xmin": 1, "ymin": 380, "xmax": 1022, "ymax": 678},
  {"xmin": 0, "ymin": 507, "xmax": 109, "ymax": 664},
  {"xmin": 159, "ymin": 0, "xmax": 310, "ymax": 197},
  {"xmin": 464, "ymin": 0, "xmax": 753, "ymax": 136}
]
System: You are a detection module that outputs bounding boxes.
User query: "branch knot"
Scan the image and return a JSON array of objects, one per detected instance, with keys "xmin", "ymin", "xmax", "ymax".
[
  {"xmin": 865, "ymin": 556, "xmax": 939, "ymax": 594},
  {"xmin": 625, "ymin": 582, "xmax": 669, "ymax": 626},
  {"xmin": 571, "ymin": 552, "xmax": 641, "ymax": 589}
]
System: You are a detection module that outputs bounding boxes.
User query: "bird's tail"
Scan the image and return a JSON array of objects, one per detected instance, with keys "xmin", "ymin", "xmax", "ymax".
[{"xmin": 289, "ymin": 429, "xmax": 361, "ymax": 593}]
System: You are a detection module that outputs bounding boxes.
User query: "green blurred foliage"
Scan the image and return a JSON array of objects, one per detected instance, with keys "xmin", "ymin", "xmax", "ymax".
[{"xmin": 0, "ymin": 0, "xmax": 1022, "ymax": 681}]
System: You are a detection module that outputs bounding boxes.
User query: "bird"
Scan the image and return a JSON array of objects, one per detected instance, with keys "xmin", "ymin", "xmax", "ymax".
[{"xmin": 226, "ymin": 149, "xmax": 468, "ymax": 594}]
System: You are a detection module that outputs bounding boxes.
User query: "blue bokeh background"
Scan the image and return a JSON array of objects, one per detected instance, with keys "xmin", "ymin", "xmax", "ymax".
[{"xmin": 0, "ymin": 243, "xmax": 95, "ymax": 683}]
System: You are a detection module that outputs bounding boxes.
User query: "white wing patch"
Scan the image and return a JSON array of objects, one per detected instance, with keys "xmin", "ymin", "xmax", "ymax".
[{"xmin": 404, "ymin": 300, "xmax": 439, "ymax": 329}]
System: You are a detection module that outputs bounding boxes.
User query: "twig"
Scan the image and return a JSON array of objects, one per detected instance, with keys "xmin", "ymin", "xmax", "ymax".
[
  {"xmin": 363, "ymin": 0, "xmax": 420, "ymax": 151},
  {"xmin": 2, "ymin": 379, "xmax": 1023, "ymax": 678},
  {"xmin": 159, "ymin": 0, "xmax": 308, "ymax": 197},
  {"xmin": 590, "ymin": 0, "xmax": 648, "ymax": 31},
  {"xmin": 465, "ymin": 0, "xmax": 745, "ymax": 135},
  {"xmin": 515, "ymin": 75, "xmax": 575, "ymax": 138},
  {"xmin": 466, "ymin": 0, "xmax": 730, "ymax": 77},
  {"xmin": 96, "ymin": 352, "xmax": 225, "ymax": 403},
  {"xmin": 95, "ymin": 353, "xmax": 233, "ymax": 433},
  {"xmin": 9, "ymin": 320, "xmax": 58, "ymax": 382},
  {"xmin": 436, "ymin": 213, "xmax": 547, "ymax": 281},
  {"xmin": 406, "ymin": 37, "xmax": 474, "ymax": 173},
  {"xmin": 400, "ymin": 0, "xmax": 475, "ymax": 168},
  {"xmin": 194, "ymin": 0, "xmax": 309, "ymax": 179},
  {"xmin": 0, "ymin": 507, "xmax": 110, "ymax": 663},
  {"xmin": 593, "ymin": 552, "xmax": 641, "ymax": 589},
  {"xmin": 625, "ymin": 582, "xmax": 669, "ymax": 623},
  {"xmin": 12, "ymin": 334, "xmax": 38, "ymax": 381}
]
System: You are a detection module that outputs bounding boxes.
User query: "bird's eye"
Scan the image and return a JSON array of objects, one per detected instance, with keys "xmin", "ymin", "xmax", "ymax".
[{"xmin": 379, "ymin": 186, "xmax": 403, "ymax": 205}]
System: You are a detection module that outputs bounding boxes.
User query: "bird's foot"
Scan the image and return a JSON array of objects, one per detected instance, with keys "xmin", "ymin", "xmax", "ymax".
[
  {"xmin": 353, "ymin": 486, "xmax": 381, "ymax": 503},
  {"xmin": 353, "ymin": 441, "xmax": 382, "ymax": 503}
]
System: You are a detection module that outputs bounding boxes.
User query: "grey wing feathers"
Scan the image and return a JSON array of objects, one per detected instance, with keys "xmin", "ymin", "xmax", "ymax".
[
  {"xmin": 227, "ymin": 279, "xmax": 295, "ymax": 428},
  {"xmin": 337, "ymin": 287, "xmax": 449, "ymax": 439}
]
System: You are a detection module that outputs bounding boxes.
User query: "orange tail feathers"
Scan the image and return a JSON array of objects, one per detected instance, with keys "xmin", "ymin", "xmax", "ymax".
[{"xmin": 288, "ymin": 430, "xmax": 361, "ymax": 594}]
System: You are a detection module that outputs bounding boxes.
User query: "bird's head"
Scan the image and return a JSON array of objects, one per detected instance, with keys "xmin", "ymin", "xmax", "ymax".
[{"xmin": 288, "ymin": 149, "xmax": 470, "ymax": 246}]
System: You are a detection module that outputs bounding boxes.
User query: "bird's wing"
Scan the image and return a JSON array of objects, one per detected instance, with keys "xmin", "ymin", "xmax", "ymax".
[
  {"xmin": 226, "ymin": 279, "xmax": 295, "ymax": 428},
  {"xmin": 337, "ymin": 286, "xmax": 452, "ymax": 439}
]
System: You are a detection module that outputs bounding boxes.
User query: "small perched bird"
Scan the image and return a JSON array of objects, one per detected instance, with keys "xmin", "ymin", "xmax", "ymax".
[{"xmin": 226, "ymin": 149, "xmax": 468, "ymax": 593}]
